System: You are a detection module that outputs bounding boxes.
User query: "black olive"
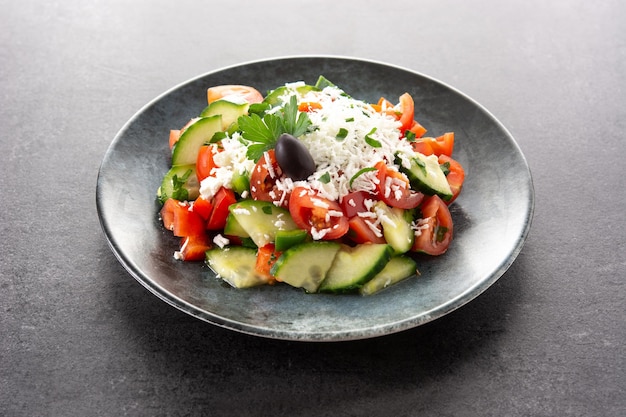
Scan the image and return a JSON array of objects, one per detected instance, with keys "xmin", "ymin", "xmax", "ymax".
[{"xmin": 274, "ymin": 133, "xmax": 316, "ymax": 180}]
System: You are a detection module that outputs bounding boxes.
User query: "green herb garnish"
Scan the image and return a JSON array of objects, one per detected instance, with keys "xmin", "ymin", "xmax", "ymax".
[
  {"xmin": 349, "ymin": 167, "xmax": 377, "ymax": 189},
  {"xmin": 170, "ymin": 169, "xmax": 192, "ymax": 201},
  {"xmin": 364, "ymin": 127, "xmax": 381, "ymax": 148},
  {"xmin": 318, "ymin": 172, "xmax": 331, "ymax": 184},
  {"xmin": 336, "ymin": 128, "xmax": 349, "ymax": 141},
  {"xmin": 238, "ymin": 95, "xmax": 312, "ymax": 161}
]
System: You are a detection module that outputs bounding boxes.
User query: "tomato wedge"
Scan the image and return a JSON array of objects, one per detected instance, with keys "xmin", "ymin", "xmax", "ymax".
[
  {"xmin": 196, "ymin": 144, "xmax": 219, "ymax": 182},
  {"xmin": 340, "ymin": 191, "xmax": 378, "ymax": 218},
  {"xmin": 374, "ymin": 161, "xmax": 424, "ymax": 209},
  {"xmin": 407, "ymin": 120, "xmax": 427, "ymax": 138},
  {"xmin": 255, "ymin": 244, "xmax": 281, "ymax": 283},
  {"xmin": 160, "ymin": 199, "xmax": 206, "ymax": 237},
  {"xmin": 398, "ymin": 93, "xmax": 415, "ymax": 133},
  {"xmin": 206, "ymin": 187, "xmax": 237, "ymax": 230},
  {"xmin": 191, "ymin": 196, "xmax": 214, "ymax": 220},
  {"xmin": 289, "ymin": 187, "xmax": 349, "ymax": 240},
  {"xmin": 298, "ymin": 101, "xmax": 322, "ymax": 112},
  {"xmin": 412, "ymin": 195, "xmax": 453, "ymax": 255},
  {"xmin": 250, "ymin": 150, "xmax": 291, "ymax": 208},
  {"xmin": 438, "ymin": 154, "xmax": 465, "ymax": 204},
  {"xmin": 178, "ymin": 234, "xmax": 212, "ymax": 261},
  {"xmin": 207, "ymin": 85, "xmax": 264, "ymax": 105},
  {"xmin": 347, "ymin": 216, "xmax": 386, "ymax": 244},
  {"xmin": 411, "ymin": 132, "xmax": 454, "ymax": 157},
  {"xmin": 169, "ymin": 129, "xmax": 181, "ymax": 150}
]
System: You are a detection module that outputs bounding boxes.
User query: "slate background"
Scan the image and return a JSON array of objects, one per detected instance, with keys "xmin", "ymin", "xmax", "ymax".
[{"xmin": 1, "ymin": 1, "xmax": 624, "ymax": 416}]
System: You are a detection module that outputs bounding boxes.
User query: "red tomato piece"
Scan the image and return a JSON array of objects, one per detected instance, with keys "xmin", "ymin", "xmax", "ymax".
[
  {"xmin": 408, "ymin": 120, "xmax": 427, "ymax": 138},
  {"xmin": 340, "ymin": 191, "xmax": 378, "ymax": 218},
  {"xmin": 255, "ymin": 244, "xmax": 282, "ymax": 283},
  {"xmin": 347, "ymin": 216, "xmax": 386, "ymax": 245},
  {"xmin": 178, "ymin": 234, "xmax": 212, "ymax": 261},
  {"xmin": 250, "ymin": 149, "xmax": 291, "ymax": 208},
  {"xmin": 160, "ymin": 199, "xmax": 206, "ymax": 237},
  {"xmin": 196, "ymin": 144, "xmax": 219, "ymax": 182},
  {"xmin": 207, "ymin": 85, "xmax": 264, "ymax": 105},
  {"xmin": 289, "ymin": 187, "xmax": 349, "ymax": 240},
  {"xmin": 206, "ymin": 187, "xmax": 237, "ymax": 230},
  {"xmin": 398, "ymin": 93, "xmax": 415, "ymax": 133},
  {"xmin": 438, "ymin": 154, "xmax": 465, "ymax": 204},
  {"xmin": 412, "ymin": 195, "xmax": 453, "ymax": 255},
  {"xmin": 411, "ymin": 132, "xmax": 454, "ymax": 157},
  {"xmin": 374, "ymin": 161, "xmax": 424, "ymax": 209},
  {"xmin": 169, "ymin": 129, "xmax": 180, "ymax": 150},
  {"xmin": 191, "ymin": 196, "xmax": 214, "ymax": 220},
  {"xmin": 298, "ymin": 101, "xmax": 322, "ymax": 112}
]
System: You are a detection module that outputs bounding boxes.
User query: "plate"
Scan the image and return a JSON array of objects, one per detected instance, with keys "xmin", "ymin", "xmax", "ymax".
[{"xmin": 96, "ymin": 56, "xmax": 534, "ymax": 341}]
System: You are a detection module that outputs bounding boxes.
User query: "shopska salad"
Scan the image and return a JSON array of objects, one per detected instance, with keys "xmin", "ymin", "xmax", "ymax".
[{"xmin": 157, "ymin": 76, "xmax": 465, "ymax": 295}]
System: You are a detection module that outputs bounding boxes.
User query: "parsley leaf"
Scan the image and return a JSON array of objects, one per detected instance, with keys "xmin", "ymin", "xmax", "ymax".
[
  {"xmin": 318, "ymin": 172, "xmax": 331, "ymax": 183},
  {"xmin": 171, "ymin": 169, "xmax": 192, "ymax": 201},
  {"xmin": 237, "ymin": 94, "xmax": 312, "ymax": 161},
  {"xmin": 349, "ymin": 167, "xmax": 377, "ymax": 189}
]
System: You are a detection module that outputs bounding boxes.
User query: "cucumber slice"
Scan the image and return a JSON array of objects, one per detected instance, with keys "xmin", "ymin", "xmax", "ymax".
[
  {"xmin": 396, "ymin": 151, "xmax": 453, "ymax": 201},
  {"xmin": 318, "ymin": 244, "xmax": 393, "ymax": 293},
  {"xmin": 229, "ymin": 200, "xmax": 300, "ymax": 247},
  {"xmin": 223, "ymin": 212, "xmax": 249, "ymax": 238},
  {"xmin": 263, "ymin": 84, "xmax": 320, "ymax": 106},
  {"xmin": 270, "ymin": 241, "xmax": 341, "ymax": 293},
  {"xmin": 374, "ymin": 201, "xmax": 414, "ymax": 254},
  {"xmin": 205, "ymin": 246, "xmax": 267, "ymax": 288},
  {"xmin": 171, "ymin": 115, "xmax": 222, "ymax": 166},
  {"xmin": 359, "ymin": 255, "xmax": 418, "ymax": 296},
  {"xmin": 158, "ymin": 164, "xmax": 199, "ymax": 203},
  {"xmin": 200, "ymin": 99, "xmax": 250, "ymax": 131}
]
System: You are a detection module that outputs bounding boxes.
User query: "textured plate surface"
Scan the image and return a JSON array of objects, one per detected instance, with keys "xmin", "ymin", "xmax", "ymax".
[{"xmin": 96, "ymin": 56, "xmax": 534, "ymax": 341}]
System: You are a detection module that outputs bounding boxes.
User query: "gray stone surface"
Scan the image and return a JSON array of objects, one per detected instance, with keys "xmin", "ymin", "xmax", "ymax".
[{"xmin": 1, "ymin": 0, "xmax": 624, "ymax": 416}]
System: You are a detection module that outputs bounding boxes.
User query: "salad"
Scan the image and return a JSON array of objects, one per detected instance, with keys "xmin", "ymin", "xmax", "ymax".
[{"xmin": 157, "ymin": 76, "xmax": 465, "ymax": 295}]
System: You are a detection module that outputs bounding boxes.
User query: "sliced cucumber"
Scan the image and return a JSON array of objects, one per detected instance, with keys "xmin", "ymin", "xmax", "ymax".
[
  {"xmin": 359, "ymin": 255, "xmax": 418, "ymax": 296},
  {"xmin": 318, "ymin": 243, "xmax": 393, "ymax": 293},
  {"xmin": 223, "ymin": 212, "xmax": 249, "ymax": 238},
  {"xmin": 171, "ymin": 115, "xmax": 222, "ymax": 166},
  {"xmin": 270, "ymin": 241, "xmax": 341, "ymax": 293},
  {"xmin": 200, "ymin": 99, "xmax": 250, "ymax": 131},
  {"xmin": 229, "ymin": 200, "xmax": 300, "ymax": 247},
  {"xmin": 374, "ymin": 201, "xmax": 414, "ymax": 255},
  {"xmin": 264, "ymin": 84, "xmax": 320, "ymax": 106},
  {"xmin": 205, "ymin": 246, "xmax": 267, "ymax": 288},
  {"xmin": 396, "ymin": 151, "xmax": 453, "ymax": 201},
  {"xmin": 158, "ymin": 164, "xmax": 199, "ymax": 203}
]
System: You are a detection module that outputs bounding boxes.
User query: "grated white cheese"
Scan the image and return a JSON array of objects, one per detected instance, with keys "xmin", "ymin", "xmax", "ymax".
[
  {"xmin": 197, "ymin": 82, "xmax": 419, "ymax": 238},
  {"xmin": 213, "ymin": 234, "xmax": 230, "ymax": 248}
]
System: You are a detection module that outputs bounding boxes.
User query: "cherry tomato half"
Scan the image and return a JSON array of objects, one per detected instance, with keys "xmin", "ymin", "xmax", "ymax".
[
  {"xmin": 196, "ymin": 144, "xmax": 220, "ymax": 182},
  {"xmin": 374, "ymin": 161, "xmax": 424, "ymax": 209},
  {"xmin": 340, "ymin": 190, "xmax": 378, "ymax": 218},
  {"xmin": 347, "ymin": 216, "xmax": 386, "ymax": 244},
  {"xmin": 207, "ymin": 85, "xmax": 264, "ymax": 105},
  {"xmin": 250, "ymin": 150, "xmax": 291, "ymax": 208},
  {"xmin": 289, "ymin": 187, "xmax": 349, "ymax": 240},
  {"xmin": 412, "ymin": 195, "xmax": 453, "ymax": 255},
  {"xmin": 438, "ymin": 154, "xmax": 465, "ymax": 205}
]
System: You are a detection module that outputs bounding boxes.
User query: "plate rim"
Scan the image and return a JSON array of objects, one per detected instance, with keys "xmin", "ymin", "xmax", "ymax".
[{"xmin": 96, "ymin": 55, "xmax": 535, "ymax": 342}]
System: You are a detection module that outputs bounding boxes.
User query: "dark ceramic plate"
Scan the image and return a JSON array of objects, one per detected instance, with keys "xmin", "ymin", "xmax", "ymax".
[{"xmin": 96, "ymin": 56, "xmax": 534, "ymax": 341}]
